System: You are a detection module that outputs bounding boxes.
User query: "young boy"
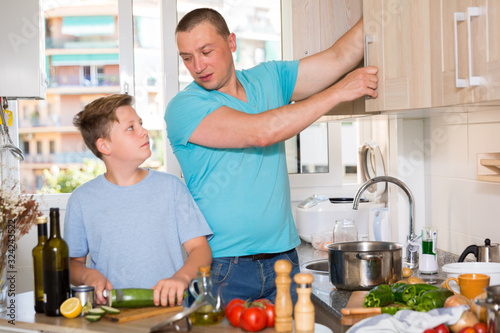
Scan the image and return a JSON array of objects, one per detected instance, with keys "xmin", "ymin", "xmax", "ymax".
[{"xmin": 64, "ymin": 94, "xmax": 213, "ymax": 307}]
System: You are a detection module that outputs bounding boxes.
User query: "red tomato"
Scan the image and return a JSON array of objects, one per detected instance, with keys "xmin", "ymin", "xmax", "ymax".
[
  {"xmin": 473, "ymin": 323, "xmax": 487, "ymax": 333},
  {"xmin": 424, "ymin": 330, "xmax": 437, "ymax": 333},
  {"xmin": 240, "ymin": 307, "xmax": 267, "ymax": 332},
  {"xmin": 226, "ymin": 298, "xmax": 245, "ymax": 311},
  {"xmin": 252, "ymin": 299, "xmax": 275, "ymax": 327},
  {"xmin": 433, "ymin": 324, "xmax": 450, "ymax": 333},
  {"xmin": 458, "ymin": 327, "xmax": 476, "ymax": 333},
  {"xmin": 225, "ymin": 300, "xmax": 246, "ymax": 328}
]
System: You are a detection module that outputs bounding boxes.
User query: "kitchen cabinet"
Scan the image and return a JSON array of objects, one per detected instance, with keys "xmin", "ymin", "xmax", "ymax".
[
  {"xmin": 363, "ymin": 0, "xmax": 435, "ymax": 112},
  {"xmin": 290, "ymin": 0, "xmax": 365, "ymax": 116},
  {"xmin": 431, "ymin": 0, "xmax": 500, "ymax": 106},
  {"xmin": 0, "ymin": 0, "xmax": 47, "ymax": 99},
  {"xmin": 479, "ymin": 0, "xmax": 500, "ymax": 103},
  {"xmin": 364, "ymin": 0, "xmax": 500, "ymax": 113}
]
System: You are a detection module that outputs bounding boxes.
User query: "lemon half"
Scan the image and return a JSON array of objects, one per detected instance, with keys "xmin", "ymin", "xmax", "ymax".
[{"xmin": 60, "ymin": 297, "xmax": 82, "ymax": 319}]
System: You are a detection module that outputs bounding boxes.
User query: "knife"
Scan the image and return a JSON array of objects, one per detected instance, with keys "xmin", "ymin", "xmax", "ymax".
[{"xmin": 150, "ymin": 301, "xmax": 208, "ymax": 333}]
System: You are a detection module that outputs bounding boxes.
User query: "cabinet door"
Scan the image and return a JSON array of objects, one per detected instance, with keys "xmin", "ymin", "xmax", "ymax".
[
  {"xmin": 291, "ymin": 0, "xmax": 364, "ymax": 116},
  {"xmin": 364, "ymin": 0, "xmax": 433, "ymax": 112},
  {"xmin": 0, "ymin": 0, "xmax": 46, "ymax": 99},
  {"xmin": 483, "ymin": 0, "xmax": 500, "ymax": 102},
  {"xmin": 435, "ymin": 0, "xmax": 476, "ymax": 105}
]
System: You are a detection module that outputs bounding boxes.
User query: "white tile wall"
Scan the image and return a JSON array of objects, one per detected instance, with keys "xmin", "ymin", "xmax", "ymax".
[{"xmin": 415, "ymin": 107, "xmax": 500, "ymax": 256}]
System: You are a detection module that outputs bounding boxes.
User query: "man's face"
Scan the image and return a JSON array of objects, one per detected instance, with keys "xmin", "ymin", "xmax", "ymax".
[
  {"xmin": 105, "ymin": 105, "xmax": 151, "ymax": 164},
  {"xmin": 176, "ymin": 21, "xmax": 236, "ymax": 91}
]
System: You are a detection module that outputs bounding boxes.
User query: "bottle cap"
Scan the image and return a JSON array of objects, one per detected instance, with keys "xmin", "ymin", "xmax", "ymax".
[
  {"xmin": 36, "ymin": 216, "xmax": 47, "ymax": 224},
  {"xmin": 198, "ymin": 266, "xmax": 211, "ymax": 276}
]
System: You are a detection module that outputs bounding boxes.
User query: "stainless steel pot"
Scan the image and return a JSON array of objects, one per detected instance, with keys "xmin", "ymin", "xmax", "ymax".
[
  {"xmin": 327, "ymin": 241, "xmax": 403, "ymax": 290},
  {"xmin": 476, "ymin": 286, "xmax": 500, "ymax": 333}
]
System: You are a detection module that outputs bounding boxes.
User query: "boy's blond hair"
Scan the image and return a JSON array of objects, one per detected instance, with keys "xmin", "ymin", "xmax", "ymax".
[{"xmin": 73, "ymin": 94, "xmax": 133, "ymax": 159}]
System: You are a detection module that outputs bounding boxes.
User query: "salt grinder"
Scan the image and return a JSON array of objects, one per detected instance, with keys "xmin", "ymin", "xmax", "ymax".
[
  {"xmin": 294, "ymin": 273, "xmax": 315, "ymax": 332},
  {"xmin": 274, "ymin": 259, "xmax": 293, "ymax": 332}
]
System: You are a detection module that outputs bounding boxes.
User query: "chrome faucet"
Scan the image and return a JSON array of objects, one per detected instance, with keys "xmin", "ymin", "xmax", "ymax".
[{"xmin": 352, "ymin": 176, "xmax": 419, "ymax": 269}]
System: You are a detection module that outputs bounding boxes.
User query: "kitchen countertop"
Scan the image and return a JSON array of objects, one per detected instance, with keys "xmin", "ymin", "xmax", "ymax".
[
  {"xmin": 0, "ymin": 292, "xmax": 278, "ymax": 333},
  {"xmin": 0, "ymin": 243, "xmax": 458, "ymax": 333},
  {"xmin": 295, "ymin": 241, "xmax": 458, "ymax": 332}
]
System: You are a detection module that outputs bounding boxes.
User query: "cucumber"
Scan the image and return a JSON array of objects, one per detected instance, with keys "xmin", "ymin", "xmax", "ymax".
[
  {"xmin": 106, "ymin": 288, "xmax": 187, "ymax": 308},
  {"xmin": 85, "ymin": 315, "xmax": 102, "ymax": 322},
  {"xmin": 88, "ymin": 308, "xmax": 106, "ymax": 316},
  {"xmin": 101, "ymin": 305, "xmax": 121, "ymax": 314}
]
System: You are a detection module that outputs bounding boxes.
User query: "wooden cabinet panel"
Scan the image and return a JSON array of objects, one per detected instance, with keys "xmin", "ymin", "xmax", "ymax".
[
  {"xmin": 434, "ymin": 0, "xmax": 475, "ymax": 105},
  {"xmin": 364, "ymin": 0, "xmax": 433, "ymax": 112},
  {"xmin": 291, "ymin": 0, "xmax": 364, "ymax": 116},
  {"xmin": 483, "ymin": 1, "xmax": 500, "ymax": 102}
]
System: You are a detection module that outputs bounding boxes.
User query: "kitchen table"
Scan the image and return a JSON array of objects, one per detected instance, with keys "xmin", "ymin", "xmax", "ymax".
[{"xmin": 0, "ymin": 292, "xmax": 277, "ymax": 333}]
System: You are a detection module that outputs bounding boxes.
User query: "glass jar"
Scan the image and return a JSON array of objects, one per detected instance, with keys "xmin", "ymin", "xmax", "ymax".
[
  {"xmin": 333, "ymin": 219, "xmax": 358, "ymax": 242},
  {"xmin": 188, "ymin": 266, "xmax": 224, "ymax": 325}
]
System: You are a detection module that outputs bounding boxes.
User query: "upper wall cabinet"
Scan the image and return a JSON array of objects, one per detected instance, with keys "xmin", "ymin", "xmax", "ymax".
[
  {"xmin": 365, "ymin": 0, "xmax": 500, "ymax": 112},
  {"xmin": 290, "ymin": 0, "xmax": 365, "ymax": 116},
  {"xmin": 363, "ymin": 0, "xmax": 436, "ymax": 112},
  {"xmin": 431, "ymin": 0, "xmax": 500, "ymax": 106},
  {"xmin": 0, "ymin": 0, "xmax": 47, "ymax": 99}
]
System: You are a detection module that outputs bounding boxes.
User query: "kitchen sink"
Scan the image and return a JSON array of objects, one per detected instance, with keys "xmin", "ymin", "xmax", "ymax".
[{"xmin": 301, "ymin": 259, "xmax": 329, "ymax": 275}]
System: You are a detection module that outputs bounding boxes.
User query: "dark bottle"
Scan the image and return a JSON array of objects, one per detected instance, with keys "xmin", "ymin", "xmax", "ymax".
[
  {"xmin": 32, "ymin": 216, "xmax": 48, "ymax": 313},
  {"xmin": 42, "ymin": 208, "xmax": 70, "ymax": 316}
]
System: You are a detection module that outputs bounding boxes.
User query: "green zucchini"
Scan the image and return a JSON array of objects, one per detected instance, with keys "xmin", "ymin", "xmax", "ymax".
[
  {"xmin": 107, "ymin": 288, "xmax": 156, "ymax": 308},
  {"xmin": 88, "ymin": 308, "xmax": 106, "ymax": 316},
  {"xmin": 86, "ymin": 315, "xmax": 102, "ymax": 322},
  {"xmin": 106, "ymin": 288, "xmax": 188, "ymax": 308},
  {"xmin": 101, "ymin": 305, "xmax": 121, "ymax": 314}
]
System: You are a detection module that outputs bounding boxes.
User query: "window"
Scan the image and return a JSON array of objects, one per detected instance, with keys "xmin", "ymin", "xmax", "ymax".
[{"xmin": 12, "ymin": 0, "xmax": 359, "ymax": 196}]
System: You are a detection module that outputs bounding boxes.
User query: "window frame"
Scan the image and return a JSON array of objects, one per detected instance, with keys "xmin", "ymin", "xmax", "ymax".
[{"xmin": 4, "ymin": 0, "xmax": 346, "ymax": 200}]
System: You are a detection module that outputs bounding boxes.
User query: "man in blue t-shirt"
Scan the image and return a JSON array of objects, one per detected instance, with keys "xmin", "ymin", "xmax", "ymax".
[{"xmin": 165, "ymin": 8, "xmax": 378, "ymax": 304}]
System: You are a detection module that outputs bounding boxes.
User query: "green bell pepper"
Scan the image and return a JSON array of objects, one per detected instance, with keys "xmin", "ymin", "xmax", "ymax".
[
  {"xmin": 391, "ymin": 283, "xmax": 417, "ymax": 303},
  {"xmin": 363, "ymin": 284, "xmax": 395, "ymax": 308},
  {"xmin": 415, "ymin": 288, "xmax": 454, "ymax": 312},
  {"xmin": 407, "ymin": 284, "xmax": 439, "ymax": 306},
  {"xmin": 381, "ymin": 305, "xmax": 414, "ymax": 315}
]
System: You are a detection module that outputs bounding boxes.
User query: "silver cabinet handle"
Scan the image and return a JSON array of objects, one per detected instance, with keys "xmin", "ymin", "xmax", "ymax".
[
  {"xmin": 364, "ymin": 35, "xmax": 374, "ymax": 100},
  {"xmin": 454, "ymin": 12, "xmax": 467, "ymax": 88},
  {"xmin": 364, "ymin": 35, "xmax": 374, "ymax": 68},
  {"xmin": 467, "ymin": 7, "xmax": 480, "ymax": 86}
]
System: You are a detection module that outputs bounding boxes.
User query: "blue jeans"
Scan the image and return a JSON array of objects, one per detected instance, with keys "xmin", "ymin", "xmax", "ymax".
[{"xmin": 211, "ymin": 249, "xmax": 300, "ymax": 306}]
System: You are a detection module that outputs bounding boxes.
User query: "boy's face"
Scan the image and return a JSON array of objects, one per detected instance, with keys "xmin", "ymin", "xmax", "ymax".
[
  {"xmin": 105, "ymin": 105, "xmax": 151, "ymax": 164},
  {"xmin": 176, "ymin": 21, "xmax": 236, "ymax": 92}
]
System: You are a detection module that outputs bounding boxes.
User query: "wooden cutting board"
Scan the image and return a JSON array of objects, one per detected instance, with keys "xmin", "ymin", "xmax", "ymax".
[
  {"xmin": 340, "ymin": 291, "xmax": 380, "ymax": 326},
  {"xmin": 104, "ymin": 305, "xmax": 183, "ymax": 323}
]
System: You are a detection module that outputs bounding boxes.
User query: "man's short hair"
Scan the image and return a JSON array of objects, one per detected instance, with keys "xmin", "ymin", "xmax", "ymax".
[
  {"xmin": 73, "ymin": 94, "xmax": 133, "ymax": 159},
  {"xmin": 176, "ymin": 8, "xmax": 230, "ymax": 38}
]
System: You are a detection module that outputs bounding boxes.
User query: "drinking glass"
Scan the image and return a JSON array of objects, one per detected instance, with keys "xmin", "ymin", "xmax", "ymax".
[{"xmin": 333, "ymin": 219, "xmax": 358, "ymax": 242}]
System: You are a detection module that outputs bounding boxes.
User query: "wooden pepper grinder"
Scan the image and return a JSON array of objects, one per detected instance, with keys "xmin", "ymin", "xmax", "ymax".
[
  {"xmin": 294, "ymin": 273, "xmax": 315, "ymax": 332},
  {"xmin": 274, "ymin": 259, "xmax": 293, "ymax": 332}
]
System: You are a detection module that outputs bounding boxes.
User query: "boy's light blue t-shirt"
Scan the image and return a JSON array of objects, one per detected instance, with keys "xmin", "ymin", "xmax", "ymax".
[
  {"xmin": 165, "ymin": 60, "xmax": 301, "ymax": 258},
  {"xmin": 64, "ymin": 169, "xmax": 213, "ymax": 289}
]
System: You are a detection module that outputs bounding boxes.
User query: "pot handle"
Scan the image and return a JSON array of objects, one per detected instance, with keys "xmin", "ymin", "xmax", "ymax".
[
  {"xmin": 458, "ymin": 244, "xmax": 478, "ymax": 262},
  {"xmin": 356, "ymin": 253, "xmax": 383, "ymax": 260}
]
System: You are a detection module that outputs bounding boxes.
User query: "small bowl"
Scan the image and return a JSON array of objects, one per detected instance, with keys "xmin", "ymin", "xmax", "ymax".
[{"xmin": 442, "ymin": 262, "xmax": 500, "ymax": 286}]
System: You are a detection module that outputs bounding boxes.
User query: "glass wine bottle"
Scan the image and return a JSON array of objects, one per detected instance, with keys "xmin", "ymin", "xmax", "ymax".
[
  {"xmin": 32, "ymin": 216, "xmax": 48, "ymax": 313},
  {"xmin": 43, "ymin": 207, "xmax": 70, "ymax": 316}
]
